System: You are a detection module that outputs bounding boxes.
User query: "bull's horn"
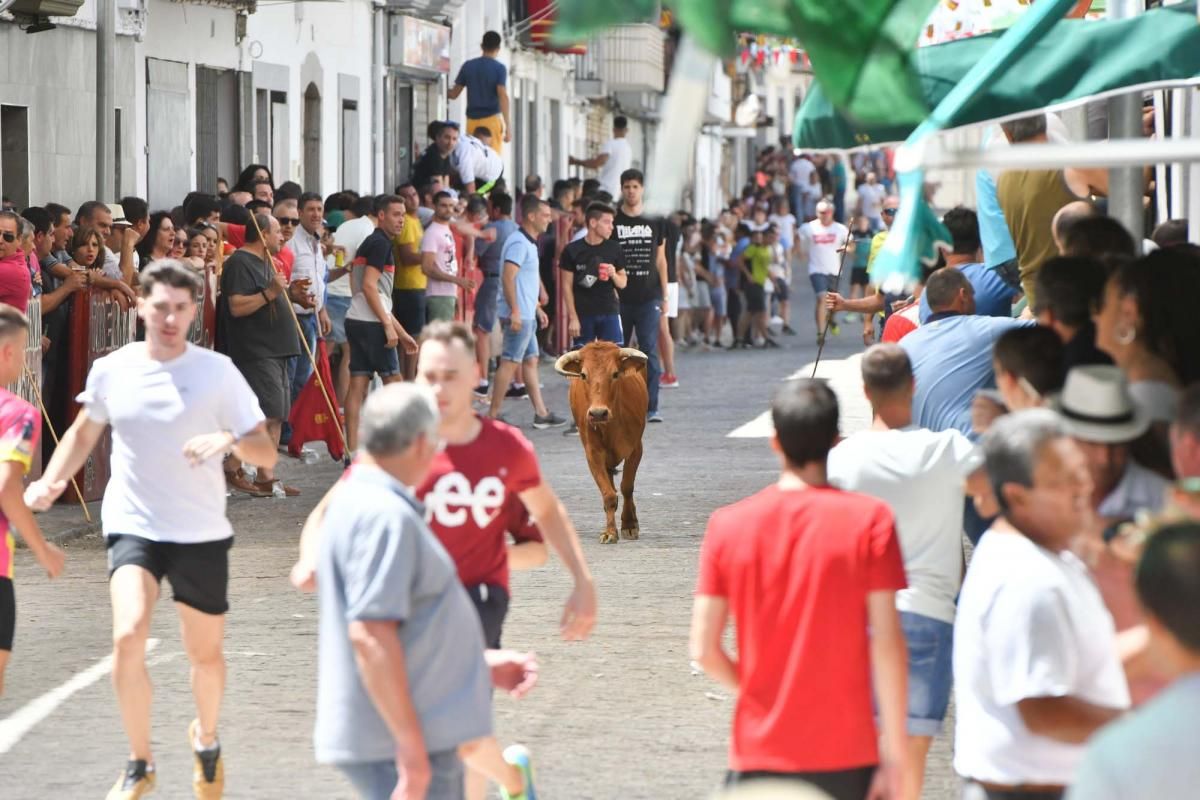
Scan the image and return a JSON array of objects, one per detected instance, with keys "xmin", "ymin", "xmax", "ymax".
[
  {"xmin": 554, "ymin": 350, "xmax": 584, "ymax": 377},
  {"xmin": 618, "ymin": 348, "xmax": 648, "ymax": 364}
]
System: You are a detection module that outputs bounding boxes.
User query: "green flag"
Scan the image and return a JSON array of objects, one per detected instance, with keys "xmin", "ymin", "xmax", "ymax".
[{"xmin": 554, "ymin": 0, "xmax": 943, "ymax": 125}]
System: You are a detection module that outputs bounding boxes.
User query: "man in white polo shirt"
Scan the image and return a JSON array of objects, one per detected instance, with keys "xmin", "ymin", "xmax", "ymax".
[{"xmin": 955, "ymin": 410, "xmax": 1130, "ymax": 800}]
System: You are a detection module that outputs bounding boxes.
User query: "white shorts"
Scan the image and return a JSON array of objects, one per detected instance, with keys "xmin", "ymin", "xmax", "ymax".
[{"xmin": 666, "ymin": 282, "xmax": 680, "ymax": 319}]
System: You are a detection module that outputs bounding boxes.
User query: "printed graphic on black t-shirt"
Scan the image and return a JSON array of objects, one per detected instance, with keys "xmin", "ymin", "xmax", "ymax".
[
  {"xmin": 559, "ymin": 238, "xmax": 625, "ymax": 317},
  {"xmin": 611, "ymin": 211, "xmax": 663, "ymax": 306}
]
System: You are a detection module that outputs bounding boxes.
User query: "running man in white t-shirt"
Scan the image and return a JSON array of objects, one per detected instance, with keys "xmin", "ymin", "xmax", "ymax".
[
  {"xmin": 827, "ymin": 345, "xmax": 991, "ymax": 800},
  {"xmin": 797, "ymin": 200, "xmax": 851, "ymax": 344},
  {"xmin": 26, "ymin": 261, "xmax": 279, "ymax": 800}
]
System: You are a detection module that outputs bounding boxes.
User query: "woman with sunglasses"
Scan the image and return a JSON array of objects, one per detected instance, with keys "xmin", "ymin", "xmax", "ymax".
[{"xmin": 183, "ymin": 227, "xmax": 211, "ymax": 270}]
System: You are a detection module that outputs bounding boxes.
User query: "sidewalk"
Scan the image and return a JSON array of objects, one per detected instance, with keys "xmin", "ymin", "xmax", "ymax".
[{"xmin": 20, "ymin": 498, "xmax": 103, "ymax": 547}]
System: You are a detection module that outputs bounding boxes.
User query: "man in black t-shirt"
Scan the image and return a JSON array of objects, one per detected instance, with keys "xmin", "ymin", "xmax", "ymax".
[
  {"xmin": 560, "ymin": 203, "xmax": 627, "ymax": 348},
  {"xmin": 219, "ymin": 214, "xmax": 301, "ymax": 496},
  {"xmin": 611, "ymin": 169, "xmax": 667, "ymax": 422}
]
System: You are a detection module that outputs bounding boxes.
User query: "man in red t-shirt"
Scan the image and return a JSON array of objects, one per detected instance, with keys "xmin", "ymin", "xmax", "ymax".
[
  {"xmin": 690, "ymin": 379, "xmax": 909, "ymax": 800},
  {"xmin": 413, "ymin": 320, "xmax": 596, "ymax": 647}
]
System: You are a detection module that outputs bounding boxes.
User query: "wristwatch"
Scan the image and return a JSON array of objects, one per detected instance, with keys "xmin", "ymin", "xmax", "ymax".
[{"xmin": 261, "ymin": 289, "xmax": 271, "ymax": 305}]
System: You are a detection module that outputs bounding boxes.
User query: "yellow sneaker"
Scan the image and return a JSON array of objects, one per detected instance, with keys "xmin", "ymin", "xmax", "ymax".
[
  {"xmin": 188, "ymin": 719, "xmax": 224, "ymax": 799},
  {"xmin": 106, "ymin": 760, "xmax": 156, "ymax": 799}
]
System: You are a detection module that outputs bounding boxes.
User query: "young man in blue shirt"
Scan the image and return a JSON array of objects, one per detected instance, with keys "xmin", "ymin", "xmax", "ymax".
[
  {"xmin": 487, "ymin": 194, "xmax": 566, "ymax": 428},
  {"xmin": 449, "ymin": 31, "xmax": 510, "ymax": 154}
]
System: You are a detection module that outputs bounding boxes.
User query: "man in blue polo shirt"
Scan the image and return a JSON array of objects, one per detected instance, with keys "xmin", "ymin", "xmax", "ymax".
[
  {"xmin": 901, "ymin": 267, "xmax": 1032, "ymax": 439},
  {"xmin": 487, "ymin": 194, "xmax": 566, "ymax": 429},
  {"xmin": 449, "ymin": 31, "xmax": 510, "ymax": 154}
]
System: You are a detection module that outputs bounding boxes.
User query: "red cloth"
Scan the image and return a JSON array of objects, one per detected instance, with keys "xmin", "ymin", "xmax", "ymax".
[
  {"xmin": 696, "ymin": 485, "xmax": 906, "ymax": 773},
  {"xmin": 223, "ymin": 226, "xmax": 293, "ymax": 280},
  {"xmin": 881, "ymin": 303, "xmax": 920, "ymax": 343},
  {"xmin": 286, "ymin": 339, "xmax": 344, "ymax": 461},
  {"xmin": 0, "ymin": 252, "xmax": 33, "ymax": 311},
  {"xmin": 416, "ymin": 417, "xmax": 542, "ymax": 591}
]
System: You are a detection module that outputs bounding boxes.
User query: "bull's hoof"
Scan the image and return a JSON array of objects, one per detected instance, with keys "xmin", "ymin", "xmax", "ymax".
[
  {"xmin": 600, "ymin": 530, "xmax": 619, "ymax": 544},
  {"xmin": 621, "ymin": 526, "xmax": 640, "ymax": 541}
]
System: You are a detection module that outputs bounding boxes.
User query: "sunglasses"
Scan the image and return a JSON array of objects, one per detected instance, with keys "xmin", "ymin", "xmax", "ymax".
[
  {"xmin": 0, "ymin": 232, "xmax": 14, "ymax": 243},
  {"xmin": 277, "ymin": 217, "xmax": 300, "ymax": 227},
  {"xmin": 882, "ymin": 208, "xmax": 898, "ymax": 216}
]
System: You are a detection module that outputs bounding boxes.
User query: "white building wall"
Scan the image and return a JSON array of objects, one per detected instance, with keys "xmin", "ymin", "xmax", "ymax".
[
  {"xmin": 244, "ymin": 0, "xmax": 376, "ymax": 194},
  {"xmin": 135, "ymin": 0, "xmax": 241, "ymax": 201}
]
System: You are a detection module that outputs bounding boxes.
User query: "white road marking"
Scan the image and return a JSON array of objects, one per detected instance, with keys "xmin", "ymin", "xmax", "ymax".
[
  {"xmin": 0, "ymin": 638, "xmax": 160, "ymax": 755},
  {"xmin": 726, "ymin": 354, "xmax": 872, "ymax": 439}
]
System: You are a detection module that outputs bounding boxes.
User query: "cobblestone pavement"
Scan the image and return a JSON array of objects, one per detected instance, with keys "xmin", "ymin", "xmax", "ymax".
[{"xmin": 0, "ymin": 294, "xmax": 960, "ymax": 798}]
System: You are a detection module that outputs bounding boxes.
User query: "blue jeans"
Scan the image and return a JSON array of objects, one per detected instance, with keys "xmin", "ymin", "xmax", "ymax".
[
  {"xmin": 900, "ymin": 611, "xmax": 954, "ymax": 736},
  {"xmin": 619, "ymin": 299, "xmax": 661, "ymax": 414},
  {"xmin": 288, "ymin": 312, "xmax": 319, "ymax": 401},
  {"xmin": 338, "ymin": 751, "xmax": 465, "ymax": 800},
  {"xmin": 574, "ymin": 313, "xmax": 624, "ymax": 348}
]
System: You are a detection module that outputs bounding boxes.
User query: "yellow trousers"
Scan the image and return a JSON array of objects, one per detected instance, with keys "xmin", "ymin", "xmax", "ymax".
[{"xmin": 467, "ymin": 114, "xmax": 504, "ymax": 154}]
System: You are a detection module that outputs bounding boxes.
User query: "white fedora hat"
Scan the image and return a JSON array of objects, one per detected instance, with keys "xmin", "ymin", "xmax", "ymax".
[{"xmin": 1052, "ymin": 365, "xmax": 1150, "ymax": 444}]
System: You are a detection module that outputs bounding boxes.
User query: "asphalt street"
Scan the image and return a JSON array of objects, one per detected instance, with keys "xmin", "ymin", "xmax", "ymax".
[{"xmin": 0, "ymin": 288, "xmax": 961, "ymax": 798}]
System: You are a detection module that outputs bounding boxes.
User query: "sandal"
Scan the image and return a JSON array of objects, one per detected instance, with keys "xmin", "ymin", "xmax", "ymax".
[
  {"xmin": 226, "ymin": 468, "xmax": 271, "ymax": 497},
  {"xmin": 254, "ymin": 478, "xmax": 301, "ymax": 497}
]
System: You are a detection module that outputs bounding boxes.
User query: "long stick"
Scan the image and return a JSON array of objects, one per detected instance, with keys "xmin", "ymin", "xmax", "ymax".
[
  {"xmin": 244, "ymin": 214, "xmax": 349, "ymax": 456},
  {"xmin": 23, "ymin": 361, "xmax": 92, "ymax": 524},
  {"xmin": 811, "ymin": 215, "xmax": 857, "ymax": 379}
]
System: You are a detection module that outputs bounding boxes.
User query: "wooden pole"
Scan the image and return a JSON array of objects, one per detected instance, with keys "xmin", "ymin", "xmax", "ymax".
[
  {"xmin": 243, "ymin": 213, "xmax": 349, "ymax": 456},
  {"xmin": 23, "ymin": 361, "xmax": 92, "ymax": 523}
]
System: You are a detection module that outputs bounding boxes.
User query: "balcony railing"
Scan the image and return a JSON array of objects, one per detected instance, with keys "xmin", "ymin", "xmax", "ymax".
[{"xmin": 593, "ymin": 23, "xmax": 664, "ymax": 94}]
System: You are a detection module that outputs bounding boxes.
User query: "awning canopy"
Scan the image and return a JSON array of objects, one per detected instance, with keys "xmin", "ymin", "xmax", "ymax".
[{"xmin": 794, "ymin": 1, "xmax": 1200, "ymax": 150}]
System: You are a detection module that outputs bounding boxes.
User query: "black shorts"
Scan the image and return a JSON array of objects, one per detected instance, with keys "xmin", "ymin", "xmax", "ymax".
[
  {"xmin": 744, "ymin": 282, "xmax": 767, "ymax": 313},
  {"xmin": 772, "ymin": 277, "xmax": 790, "ymax": 301},
  {"xmin": 0, "ymin": 577, "xmax": 14, "ymax": 651},
  {"xmin": 345, "ymin": 319, "xmax": 401, "ymax": 378},
  {"xmin": 726, "ymin": 766, "xmax": 876, "ymax": 800},
  {"xmin": 107, "ymin": 534, "xmax": 233, "ymax": 615},
  {"xmin": 235, "ymin": 357, "xmax": 290, "ymax": 421},
  {"xmin": 465, "ymin": 583, "xmax": 509, "ymax": 649},
  {"xmin": 392, "ymin": 289, "xmax": 426, "ymax": 340},
  {"xmin": 850, "ymin": 267, "xmax": 870, "ymax": 287}
]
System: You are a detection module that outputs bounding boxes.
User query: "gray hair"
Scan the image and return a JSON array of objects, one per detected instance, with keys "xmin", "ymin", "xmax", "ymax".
[
  {"xmin": 981, "ymin": 408, "xmax": 1065, "ymax": 512},
  {"xmin": 359, "ymin": 383, "xmax": 440, "ymax": 457}
]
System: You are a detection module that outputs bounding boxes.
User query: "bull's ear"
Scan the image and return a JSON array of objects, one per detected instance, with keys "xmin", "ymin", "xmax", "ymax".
[{"xmin": 554, "ymin": 351, "xmax": 584, "ymax": 378}]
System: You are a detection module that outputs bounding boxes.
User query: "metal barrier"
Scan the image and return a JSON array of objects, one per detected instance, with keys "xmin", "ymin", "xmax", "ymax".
[
  {"xmin": 62, "ymin": 289, "xmax": 137, "ymax": 503},
  {"xmin": 188, "ymin": 265, "xmax": 217, "ymax": 348}
]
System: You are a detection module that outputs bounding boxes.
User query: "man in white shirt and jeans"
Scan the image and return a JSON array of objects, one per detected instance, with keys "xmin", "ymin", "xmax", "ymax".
[
  {"xmin": 26, "ymin": 261, "xmax": 279, "ymax": 800},
  {"xmin": 828, "ymin": 344, "xmax": 991, "ymax": 800},
  {"xmin": 955, "ymin": 409, "xmax": 1130, "ymax": 800},
  {"xmin": 570, "ymin": 116, "xmax": 632, "ymax": 200},
  {"xmin": 288, "ymin": 193, "xmax": 343, "ymax": 406}
]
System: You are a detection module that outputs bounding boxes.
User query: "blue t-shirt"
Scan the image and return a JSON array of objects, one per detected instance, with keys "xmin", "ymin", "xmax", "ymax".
[
  {"xmin": 455, "ymin": 56, "xmax": 507, "ymax": 119},
  {"xmin": 315, "ymin": 465, "xmax": 492, "ymax": 764},
  {"xmin": 498, "ymin": 229, "xmax": 540, "ymax": 320},
  {"xmin": 919, "ymin": 262, "xmax": 1018, "ymax": 323},
  {"xmin": 976, "ymin": 168, "xmax": 1018, "ymax": 269},
  {"xmin": 900, "ymin": 314, "xmax": 1033, "ymax": 438},
  {"xmin": 479, "ymin": 218, "xmax": 518, "ymax": 277},
  {"xmin": 726, "ymin": 237, "xmax": 750, "ymax": 291}
]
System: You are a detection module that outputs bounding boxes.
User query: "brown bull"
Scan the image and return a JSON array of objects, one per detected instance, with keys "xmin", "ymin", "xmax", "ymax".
[{"xmin": 554, "ymin": 342, "xmax": 649, "ymax": 544}]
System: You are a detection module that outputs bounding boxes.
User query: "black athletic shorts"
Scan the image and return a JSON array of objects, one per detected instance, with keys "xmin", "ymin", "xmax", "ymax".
[
  {"xmin": 107, "ymin": 535, "xmax": 233, "ymax": 615},
  {"xmin": 345, "ymin": 319, "xmax": 401, "ymax": 378},
  {"xmin": 0, "ymin": 577, "xmax": 14, "ymax": 651},
  {"xmin": 466, "ymin": 583, "xmax": 510, "ymax": 649},
  {"xmin": 850, "ymin": 266, "xmax": 870, "ymax": 287},
  {"xmin": 744, "ymin": 282, "xmax": 767, "ymax": 313}
]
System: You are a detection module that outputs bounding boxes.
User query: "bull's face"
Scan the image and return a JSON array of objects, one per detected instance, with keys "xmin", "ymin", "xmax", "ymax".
[{"xmin": 554, "ymin": 344, "xmax": 648, "ymax": 426}]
